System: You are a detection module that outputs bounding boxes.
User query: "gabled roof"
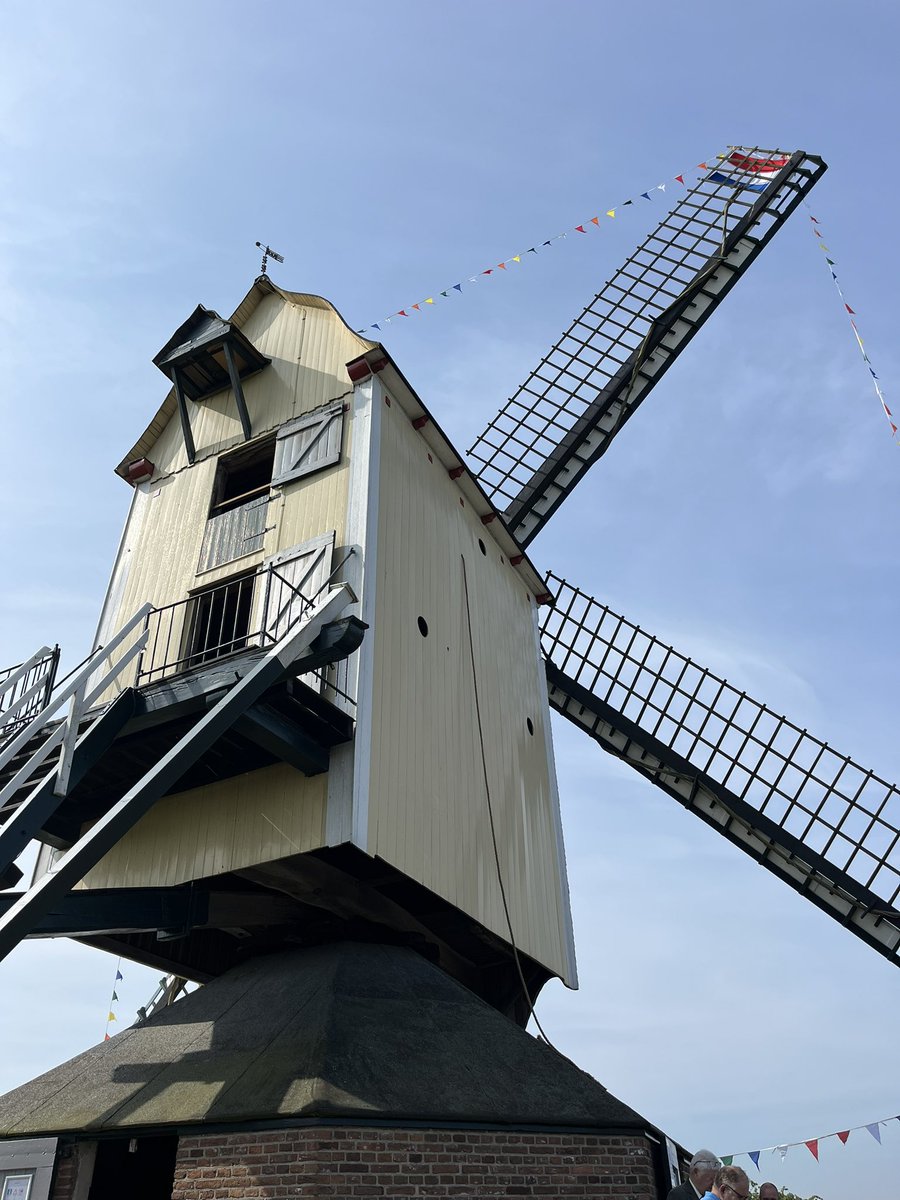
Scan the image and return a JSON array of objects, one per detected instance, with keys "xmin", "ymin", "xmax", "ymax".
[
  {"xmin": 116, "ymin": 278, "xmax": 378, "ymax": 480},
  {"xmin": 0, "ymin": 942, "xmax": 656, "ymax": 1136}
]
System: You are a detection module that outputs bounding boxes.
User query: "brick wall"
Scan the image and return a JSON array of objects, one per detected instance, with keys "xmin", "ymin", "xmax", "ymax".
[
  {"xmin": 49, "ymin": 1150, "xmax": 76, "ymax": 1200},
  {"xmin": 172, "ymin": 1126, "xmax": 658, "ymax": 1198}
]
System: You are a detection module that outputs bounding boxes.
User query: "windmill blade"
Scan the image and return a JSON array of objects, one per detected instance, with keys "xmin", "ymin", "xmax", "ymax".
[
  {"xmin": 468, "ymin": 147, "xmax": 827, "ymax": 548},
  {"xmin": 541, "ymin": 573, "xmax": 900, "ymax": 966}
]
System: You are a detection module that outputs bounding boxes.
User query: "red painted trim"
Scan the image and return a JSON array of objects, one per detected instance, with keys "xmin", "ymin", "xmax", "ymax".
[
  {"xmin": 412, "ymin": 415, "xmax": 429, "ymax": 430},
  {"xmin": 509, "ymin": 554, "xmax": 524, "ymax": 566},
  {"xmin": 448, "ymin": 466, "xmax": 464, "ymax": 480},
  {"xmin": 347, "ymin": 360, "xmax": 371, "ymax": 383},
  {"xmin": 480, "ymin": 513, "xmax": 496, "ymax": 525}
]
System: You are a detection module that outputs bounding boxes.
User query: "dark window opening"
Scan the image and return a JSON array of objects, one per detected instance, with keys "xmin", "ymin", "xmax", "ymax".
[
  {"xmin": 186, "ymin": 572, "xmax": 256, "ymax": 666},
  {"xmin": 210, "ymin": 437, "xmax": 275, "ymax": 515},
  {"xmin": 87, "ymin": 1135, "xmax": 178, "ymax": 1200}
]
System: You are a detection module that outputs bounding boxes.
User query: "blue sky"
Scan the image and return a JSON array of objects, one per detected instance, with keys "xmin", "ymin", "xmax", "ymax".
[{"xmin": 1, "ymin": 3, "xmax": 899, "ymax": 1196}]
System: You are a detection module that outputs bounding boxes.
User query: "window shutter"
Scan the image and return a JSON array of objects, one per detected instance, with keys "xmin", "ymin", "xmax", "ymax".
[
  {"xmin": 272, "ymin": 402, "xmax": 344, "ymax": 486},
  {"xmin": 197, "ymin": 494, "xmax": 268, "ymax": 572},
  {"xmin": 259, "ymin": 531, "xmax": 336, "ymax": 644}
]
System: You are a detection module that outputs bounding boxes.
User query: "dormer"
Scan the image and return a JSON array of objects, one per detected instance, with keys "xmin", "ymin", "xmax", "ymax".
[{"xmin": 152, "ymin": 304, "xmax": 271, "ymax": 463}]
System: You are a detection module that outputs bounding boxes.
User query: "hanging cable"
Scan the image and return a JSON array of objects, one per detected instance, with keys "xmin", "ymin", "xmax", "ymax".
[{"xmin": 460, "ymin": 554, "xmax": 562, "ymax": 1052}]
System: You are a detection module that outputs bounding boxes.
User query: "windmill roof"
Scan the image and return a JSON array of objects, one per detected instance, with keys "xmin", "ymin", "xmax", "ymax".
[
  {"xmin": 0, "ymin": 943, "xmax": 654, "ymax": 1137},
  {"xmin": 115, "ymin": 278, "xmax": 378, "ymax": 479}
]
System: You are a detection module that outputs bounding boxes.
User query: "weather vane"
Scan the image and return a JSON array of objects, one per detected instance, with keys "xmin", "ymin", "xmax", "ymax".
[{"xmin": 255, "ymin": 241, "xmax": 285, "ymax": 276}]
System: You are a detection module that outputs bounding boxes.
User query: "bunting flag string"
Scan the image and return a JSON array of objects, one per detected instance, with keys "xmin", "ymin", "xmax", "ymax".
[
  {"xmin": 805, "ymin": 204, "xmax": 897, "ymax": 444},
  {"xmin": 723, "ymin": 1112, "xmax": 899, "ymax": 1169},
  {"xmin": 103, "ymin": 959, "xmax": 123, "ymax": 1041},
  {"xmin": 354, "ymin": 150, "xmax": 734, "ymax": 334}
]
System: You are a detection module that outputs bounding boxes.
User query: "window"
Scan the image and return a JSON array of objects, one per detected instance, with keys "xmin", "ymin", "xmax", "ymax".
[
  {"xmin": 184, "ymin": 572, "xmax": 256, "ymax": 668},
  {"xmin": 209, "ymin": 437, "xmax": 276, "ymax": 516},
  {"xmin": 198, "ymin": 438, "xmax": 275, "ymax": 573}
]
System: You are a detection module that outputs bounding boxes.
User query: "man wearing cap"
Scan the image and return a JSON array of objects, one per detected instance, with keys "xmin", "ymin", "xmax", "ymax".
[
  {"xmin": 666, "ymin": 1149, "xmax": 720, "ymax": 1200},
  {"xmin": 707, "ymin": 1164, "xmax": 752, "ymax": 1200}
]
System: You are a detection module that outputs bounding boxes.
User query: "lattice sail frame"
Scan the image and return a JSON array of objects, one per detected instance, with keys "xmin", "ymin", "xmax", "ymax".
[
  {"xmin": 541, "ymin": 574, "xmax": 900, "ymax": 964},
  {"xmin": 468, "ymin": 147, "xmax": 827, "ymax": 548}
]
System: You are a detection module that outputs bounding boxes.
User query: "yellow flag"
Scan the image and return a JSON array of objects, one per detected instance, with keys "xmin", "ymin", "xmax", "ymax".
[
  {"xmin": 108, "ymin": 1012, "xmax": 116, "ymax": 1022},
  {"xmin": 512, "ymin": 255, "xmax": 521, "ymax": 263},
  {"xmin": 606, "ymin": 209, "xmax": 615, "ymax": 218},
  {"xmin": 425, "ymin": 298, "xmax": 434, "ymax": 304}
]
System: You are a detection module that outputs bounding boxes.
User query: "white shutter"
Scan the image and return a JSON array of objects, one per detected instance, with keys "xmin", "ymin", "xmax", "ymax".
[
  {"xmin": 258, "ymin": 532, "xmax": 336, "ymax": 692},
  {"xmin": 272, "ymin": 402, "xmax": 344, "ymax": 486}
]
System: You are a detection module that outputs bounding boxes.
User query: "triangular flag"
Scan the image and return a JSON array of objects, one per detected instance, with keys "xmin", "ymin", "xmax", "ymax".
[
  {"xmin": 398, "ymin": 310, "xmax": 408, "ymax": 317},
  {"xmin": 623, "ymin": 199, "xmax": 633, "ymax": 205},
  {"xmin": 527, "ymin": 247, "xmax": 537, "ymax": 253},
  {"xmin": 512, "ymin": 255, "xmax": 520, "ymax": 263},
  {"xmin": 411, "ymin": 303, "xmax": 420, "ymax": 311},
  {"xmin": 698, "ymin": 162, "xmax": 709, "ymax": 169},
  {"xmin": 845, "ymin": 304, "xmax": 855, "ymax": 314},
  {"xmin": 111, "ymin": 991, "xmax": 119, "ymax": 1002},
  {"xmin": 640, "ymin": 192, "xmax": 651, "ymax": 200},
  {"xmin": 866, "ymin": 1123, "xmax": 882, "ymax": 1143},
  {"xmin": 675, "ymin": 174, "xmax": 684, "ymax": 184},
  {"xmin": 372, "ymin": 323, "xmax": 381, "ymax": 330},
  {"xmin": 497, "ymin": 262, "xmax": 506, "ymax": 269},
  {"xmin": 748, "ymin": 1152, "xmax": 760, "ymax": 1171},
  {"xmin": 575, "ymin": 225, "xmax": 586, "ymax": 234},
  {"xmin": 819, "ymin": 244, "xmax": 830, "ymax": 250},
  {"xmin": 115, "ymin": 971, "xmax": 123, "ymax": 981},
  {"xmin": 836, "ymin": 1131, "xmax": 850, "ymax": 1145},
  {"xmin": 591, "ymin": 217, "xmax": 600, "ymax": 225},
  {"xmin": 482, "ymin": 269, "xmax": 492, "ymax": 276},
  {"xmin": 826, "ymin": 257, "xmax": 835, "ymax": 265},
  {"xmin": 814, "ymin": 229, "xmax": 822, "ymax": 237},
  {"xmin": 542, "ymin": 240, "xmax": 551, "ymax": 247},
  {"xmin": 606, "ymin": 209, "xmax": 615, "ymax": 218},
  {"xmin": 440, "ymin": 291, "xmax": 448, "ymax": 298},
  {"xmin": 870, "ymin": 367, "xmax": 878, "ymax": 378},
  {"xmin": 104, "ymin": 1033, "xmax": 110, "ymax": 1041},
  {"xmin": 657, "ymin": 183, "xmax": 666, "ymax": 191},
  {"xmin": 810, "ymin": 214, "xmax": 819, "ymax": 222},
  {"xmin": 805, "ymin": 1140, "xmax": 819, "ymax": 1161},
  {"xmin": 776, "ymin": 1146, "xmax": 789, "ymax": 1162},
  {"xmin": 721, "ymin": 1156, "xmax": 733, "ymax": 1166},
  {"xmin": 892, "ymin": 423, "xmax": 898, "ymax": 435},
  {"xmin": 425, "ymin": 298, "xmax": 434, "ymax": 305},
  {"xmin": 108, "ymin": 1011, "xmax": 116, "ymax": 1022},
  {"xmin": 453, "ymin": 284, "xmax": 462, "ymax": 291}
]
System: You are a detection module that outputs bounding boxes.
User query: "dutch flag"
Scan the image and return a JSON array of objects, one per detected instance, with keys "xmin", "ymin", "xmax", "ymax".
[{"xmin": 708, "ymin": 151, "xmax": 790, "ymax": 193}]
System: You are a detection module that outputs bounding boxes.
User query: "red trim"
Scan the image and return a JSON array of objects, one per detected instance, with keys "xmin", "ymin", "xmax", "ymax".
[
  {"xmin": 480, "ymin": 513, "xmax": 496, "ymax": 525},
  {"xmin": 448, "ymin": 466, "xmax": 465, "ymax": 480},
  {"xmin": 126, "ymin": 458, "xmax": 155, "ymax": 486},
  {"xmin": 412, "ymin": 415, "xmax": 429, "ymax": 430},
  {"xmin": 535, "ymin": 592, "xmax": 553, "ymax": 606},
  {"xmin": 347, "ymin": 359, "xmax": 371, "ymax": 383},
  {"xmin": 370, "ymin": 356, "xmax": 389, "ymax": 373},
  {"xmin": 509, "ymin": 554, "xmax": 524, "ymax": 566}
]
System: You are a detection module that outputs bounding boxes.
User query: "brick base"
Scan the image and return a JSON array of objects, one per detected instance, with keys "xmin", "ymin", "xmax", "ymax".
[{"xmin": 172, "ymin": 1126, "xmax": 658, "ymax": 1198}]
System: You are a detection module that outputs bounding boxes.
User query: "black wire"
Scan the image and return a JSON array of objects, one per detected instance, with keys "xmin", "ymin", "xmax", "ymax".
[{"xmin": 460, "ymin": 554, "xmax": 562, "ymax": 1052}]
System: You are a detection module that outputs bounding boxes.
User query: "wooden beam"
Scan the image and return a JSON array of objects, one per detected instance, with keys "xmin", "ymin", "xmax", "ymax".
[
  {"xmin": 171, "ymin": 366, "xmax": 196, "ymax": 465},
  {"xmin": 222, "ymin": 339, "xmax": 253, "ymax": 441}
]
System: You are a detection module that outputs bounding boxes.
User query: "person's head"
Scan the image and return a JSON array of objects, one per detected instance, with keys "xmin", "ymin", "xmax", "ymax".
[
  {"xmin": 688, "ymin": 1149, "xmax": 721, "ymax": 1193},
  {"xmin": 759, "ymin": 1185, "xmax": 779, "ymax": 1200},
  {"xmin": 713, "ymin": 1165, "xmax": 751, "ymax": 1200}
]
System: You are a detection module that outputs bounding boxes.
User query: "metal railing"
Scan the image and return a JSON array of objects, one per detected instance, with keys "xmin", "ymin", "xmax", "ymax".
[
  {"xmin": 135, "ymin": 556, "xmax": 354, "ymax": 698},
  {"xmin": 0, "ymin": 647, "xmax": 60, "ymax": 746}
]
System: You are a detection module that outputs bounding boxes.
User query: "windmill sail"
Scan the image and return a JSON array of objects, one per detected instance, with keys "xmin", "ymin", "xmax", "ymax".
[
  {"xmin": 541, "ymin": 573, "xmax": 900, "ymax": 965},
  {"xmin": 468, "ymin": 147, "xmax": 826, "ymax": 548}
]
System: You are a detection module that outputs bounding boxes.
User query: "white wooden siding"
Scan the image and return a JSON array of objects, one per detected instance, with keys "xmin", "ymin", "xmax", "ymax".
[{"xmin": 363, "ymin": 387, "xmax": 574, "ymax": 984}]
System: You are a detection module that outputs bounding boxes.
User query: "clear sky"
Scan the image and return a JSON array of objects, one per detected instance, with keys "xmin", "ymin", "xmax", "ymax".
[{"xmin": 1, "ymin": 3, "xmax": 898, "ymax": 1197}]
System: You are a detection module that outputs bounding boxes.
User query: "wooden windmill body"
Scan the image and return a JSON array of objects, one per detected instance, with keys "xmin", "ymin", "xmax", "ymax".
[{"xmin": 3, "ymin": 143, "xmax": 900, "ymax": 1024}]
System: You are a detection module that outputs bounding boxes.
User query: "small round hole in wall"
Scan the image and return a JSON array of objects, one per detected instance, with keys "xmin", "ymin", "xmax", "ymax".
[
  {"xmin": 526, "ymin": 717, "xmax": 534, "ymax": 736},
  {"xmin": 478, "ymin": 538, "xmax": 486, "ymax": 556},
  {"xmin": 417, "ymin": 616, "xmax": 429, "ymax": 637}
]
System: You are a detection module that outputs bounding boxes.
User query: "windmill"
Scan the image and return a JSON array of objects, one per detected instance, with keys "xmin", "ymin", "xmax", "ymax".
[{"xmin": 0, "ymin": 141, "xmax": 897, "ymax": 1042}]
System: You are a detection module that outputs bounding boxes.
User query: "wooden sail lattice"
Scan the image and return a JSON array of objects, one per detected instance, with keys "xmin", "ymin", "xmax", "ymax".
[
  {"xmin": 468, "ymin": 147, "xmax": 827, "ymax": 548},
  {"xmin": 541, "ymin": 573, "xmax": 900, "ymax": 963}
]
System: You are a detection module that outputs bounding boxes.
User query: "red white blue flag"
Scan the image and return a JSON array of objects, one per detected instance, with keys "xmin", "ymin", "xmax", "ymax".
[{"xmin": 709, "ymin": 151, "xmax": 789, "ymax": 193}]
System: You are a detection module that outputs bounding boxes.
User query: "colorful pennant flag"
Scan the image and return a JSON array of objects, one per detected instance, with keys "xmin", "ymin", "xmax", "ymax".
[
  {"xmin": 725, "ymin": 1111, "xmax": 897, "ymax": 1167},
  {"xmin": 354, "ymin": 150, "xmax": 729, "ymax": 333},
  {"xmin": 105, "ymin": 958, "xmax": 123, "ymax": 1041},
  {"xmin": 806, "ymin": 206, "xmax": 897, "ymax": 443}
]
